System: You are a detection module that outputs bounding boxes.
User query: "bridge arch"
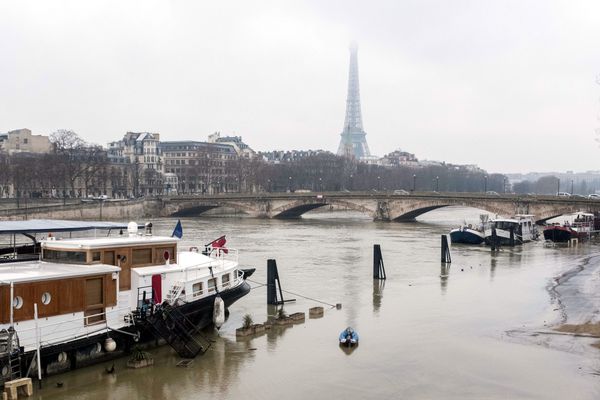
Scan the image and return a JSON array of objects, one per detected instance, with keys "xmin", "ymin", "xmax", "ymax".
[{"xmin": 389, "ymin": 198, "xmax": 515, "ymax": 222}]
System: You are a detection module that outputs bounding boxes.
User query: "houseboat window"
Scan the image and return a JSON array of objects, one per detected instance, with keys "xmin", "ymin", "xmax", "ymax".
[
  {"xmin": 41, "ymin": 292, "xmax": 52, "ymax": 305},
  {"xmin": 132, "ymin": 248, "xmax": 152, "ymax": 265},
  {"xmin": 222, "ymin": 274, "xmax": 230, "ymax": 287},
  {"xmin": 43, "ymin": 249, "xmax": 86, "ymax": 264},
  {"xmin": 208, "ymin": 278, "xmax": 217, "ymax": 293},
  {"xmin": 13, "ymin": 296, "xmax": 23, "ymax": 309},
  {"xmin": 92, "ymin": 252, "xmax": 101, "ymax": 262},
  {"xmin": 192, "ymin": 282, "xmax": 204, "ymax": 297}
]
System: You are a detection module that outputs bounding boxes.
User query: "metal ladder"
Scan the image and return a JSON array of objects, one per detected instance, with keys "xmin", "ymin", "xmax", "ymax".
[
  {"xmin": 145, "ymin": 304, "xmax": 210, "ymax": 358},
  {"xmin": 166, "ymin": 281, "xmax": 184, "ymax": 305}
]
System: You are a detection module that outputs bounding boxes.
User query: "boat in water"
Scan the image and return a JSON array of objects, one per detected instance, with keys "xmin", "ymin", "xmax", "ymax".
[
  {"xmin": 339, "ymin": 327, "xmax": 359, "ymax": 347},
  {"xmin": 543, "ymin": 212, "xmax": 596, "ymax": 242},
  {"xmin": 0, "ymin": 220, "xmax": 252, "ymax": 385},
  {"xmin": 484, "ymin": 214, "xmax": 538, "ymax": 246},
  {"xmin": 450, "ymin": 215, "xmax": 489, "ymax": 245}
]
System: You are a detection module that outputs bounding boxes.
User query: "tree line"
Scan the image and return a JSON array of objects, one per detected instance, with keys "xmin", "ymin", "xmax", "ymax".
[{"xmin": 0, "ymin": 130, "xmax": 510, "ymax": 199}]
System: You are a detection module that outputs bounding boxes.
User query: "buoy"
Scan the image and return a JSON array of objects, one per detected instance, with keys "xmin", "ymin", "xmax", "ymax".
[
  {"xmin": 104, "ymin": 337, "xmax": 117, "ymax": 352},
  {"xmin": 213, "ymin": 296, "xmax": 225, "ymax": 328}
]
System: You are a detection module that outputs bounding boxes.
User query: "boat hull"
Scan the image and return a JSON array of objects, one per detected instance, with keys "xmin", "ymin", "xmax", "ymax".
[
  {"xmin": 450, "ymin": 228, "xmax": 485, "ymax": 244},
  {"xmin": 1, "ymin": 281, "xmax": 251, "ymax": 382},
  {"xmin": 543, "ymin": 226, "xmax": 576, "ymax": 242}
]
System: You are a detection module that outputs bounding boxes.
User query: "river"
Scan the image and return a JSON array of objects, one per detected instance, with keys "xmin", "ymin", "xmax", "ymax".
[{"xmin": 33, "ymin": 207, "xmax": 600, "ymax": 399}]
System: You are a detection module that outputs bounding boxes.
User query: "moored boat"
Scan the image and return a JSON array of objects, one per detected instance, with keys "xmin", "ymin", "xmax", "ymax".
[
  {"xmin": 339, "ymin": 327, "xmax": 359, "ymax": 347},
  {"xmin": 543, "ymin": 212, "xmax": 596, "ymax": 242},
  {"xmin": 449, "ymin": 214, "xmax": 489, "ymax": 245},
  {"xmin": 0, "ymin": 221, "xmax": 252, "ymax": 384},
  {"xmin": 484, "ymin": 214, "xmax": 537, "ymax": 246}
]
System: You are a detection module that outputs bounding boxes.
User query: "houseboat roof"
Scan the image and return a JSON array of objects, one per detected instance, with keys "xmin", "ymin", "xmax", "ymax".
[
  {"xmin": 133, "ymin": 251, "xmax": 236, "ymax": 277},
  {"xmin": 491, "ymin": 218, "xmax": 519, "ymax": 224},
  {"xmin": 41, "ymin": 235, "xmax": 178, "ymax": 250},
  {"xmin": 0, "ymin": 219, "xmax": 132, "ymax": 235},
  {"xmin": 0, "ymin": 262, "xmax": 120, "ymax": 283}
]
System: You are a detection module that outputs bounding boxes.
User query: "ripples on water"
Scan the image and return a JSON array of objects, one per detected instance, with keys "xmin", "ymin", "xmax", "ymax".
[{"xmin": 35, "ymin": 207, "xmax": 600, "ymax": 399}]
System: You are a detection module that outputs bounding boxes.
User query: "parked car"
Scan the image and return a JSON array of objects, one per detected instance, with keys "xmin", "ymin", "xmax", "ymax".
[
  {"xmin": 556, "ymin": 192, "xmax": 571, "ymax": 197},
  {"xmin": 485, "ymin": 191, "xmax": 500, "ymax": 196},
  {"xmin": 393, "ymin": 189, "xmax": 410, "ymax": 195},
  {"xmin": 588, "ymin": 194, "xmax": 600, "ymax": 199},
  {"xmin": 572, "ymin": 194, "xmax": 586, "ymax": 199}
]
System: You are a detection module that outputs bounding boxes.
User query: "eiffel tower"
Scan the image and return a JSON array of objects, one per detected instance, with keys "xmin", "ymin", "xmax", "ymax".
[{"xmin": 337, "ymin": 42, "xmax": 371, "ymax": 159}]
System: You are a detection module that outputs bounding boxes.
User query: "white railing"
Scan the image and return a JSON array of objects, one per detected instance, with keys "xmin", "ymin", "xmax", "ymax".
[
  {"xmin": 14, "ymin": 306, "xmax": 133, "ymax": 351},
  {"xmin": 205, "ymin": 247, "xmax": 238, "ymax": 263}
]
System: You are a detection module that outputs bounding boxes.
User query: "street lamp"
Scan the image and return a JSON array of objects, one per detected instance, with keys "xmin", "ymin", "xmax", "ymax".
[
  {"xmin": 267, "ymin": 178, "xmax": 271, "ymax": 192},
  {"xmin": 412, "ymin": 174, "xmax": 416, "ymax": 192},
  {"xmin": 557, "ymin": 178, "xmax": 560, "ymax": 195},
  {"xmin": 349, "ymin": 174, "xmax": 353, "ymax": 191},
  {"xmin": 571, "ymin": 179, "xmax": 574, "ymax": 195},
  {"xmin": 436, "ymin": 176, "xmax": 439, "ymax": 192},
  {"xmin": 503, "ymin": 177, "xmax": 507, "ymax": 194},
  {"xmin": 484, "ymin": 175, "xmax": 488, "ymax": 193},
  {"xmin": 288, "ymin": 176, "xmax": 292, "ymax": 193},
  {"xmin": 377, "ymin": 176, "xmax": 381, "ymax": 191},
  {"xmin": 319, "ymin": 177, "xmax": 322, "ymax": 192}
]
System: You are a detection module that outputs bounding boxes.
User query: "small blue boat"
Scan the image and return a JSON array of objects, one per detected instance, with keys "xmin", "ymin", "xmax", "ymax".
[
  {"xmin": 450, "ymin": 226, "xmax": 485, "ymax": 244},
  {"xmin": 339, "ymin": 327, "xmax": 359, "ymax": 347}
]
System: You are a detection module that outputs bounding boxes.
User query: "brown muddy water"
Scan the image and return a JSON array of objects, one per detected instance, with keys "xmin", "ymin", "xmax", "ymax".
[{"xmin": 28, "ymin": 207, "xmax": 600, "ymax": 399}]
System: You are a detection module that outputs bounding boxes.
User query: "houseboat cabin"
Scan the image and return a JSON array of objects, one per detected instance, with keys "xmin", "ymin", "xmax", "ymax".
[{"xmin": 0, "ymin": 222, "xmax": 251, "ymax": 384}]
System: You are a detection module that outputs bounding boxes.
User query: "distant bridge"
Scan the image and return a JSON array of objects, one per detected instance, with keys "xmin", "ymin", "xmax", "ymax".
[
  {"xmin": 2, "ymin": 192, "xmax": 599, "ymax": 223},
  {"xmin": 160, "ymin": 192, "xmax": 600, "ymax": 223}
]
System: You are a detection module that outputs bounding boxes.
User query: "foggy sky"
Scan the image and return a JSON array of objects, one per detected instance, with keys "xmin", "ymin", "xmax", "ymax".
[{"xmin": 2, "ymin": 0, "xmax": 600, "ymax": 173}]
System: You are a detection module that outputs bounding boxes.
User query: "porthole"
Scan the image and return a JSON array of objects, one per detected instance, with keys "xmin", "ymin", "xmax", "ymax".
[
  {"xmin": 12, "ymin": 296, "xmax": 23, "ymax": 309},
  {"xmin": 41, "ymin": 292, "xmax": 52, "ymax": 305}
]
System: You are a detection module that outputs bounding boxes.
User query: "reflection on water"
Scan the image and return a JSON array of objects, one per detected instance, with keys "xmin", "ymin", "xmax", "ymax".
[
  {"xmin": 372, "ymin": 279, "xmax": 385, "ymax": 313},
  {"xmin": 32, "ymin": 207, "xmax": 600, "ymax": 399},
  {"xmin": 440, "ymin": 263, "xmax": 450, "ymax": 294}
]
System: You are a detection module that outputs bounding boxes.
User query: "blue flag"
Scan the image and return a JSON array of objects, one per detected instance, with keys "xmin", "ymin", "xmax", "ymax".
[{"xmin": 171, "ymin": 219, "xmax": 183, "ymax": 239}]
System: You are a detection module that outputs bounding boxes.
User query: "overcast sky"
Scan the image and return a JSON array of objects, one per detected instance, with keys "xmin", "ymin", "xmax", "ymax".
[{"xmin": 2, "ymin": 0, "xmax": 600, "ymax": 173}]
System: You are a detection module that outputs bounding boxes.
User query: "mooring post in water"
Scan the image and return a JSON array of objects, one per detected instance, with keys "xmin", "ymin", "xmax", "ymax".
[
  {"xmin": 491, "ymin": 227, "xmax": 499, "ymax": 251},
  {"xmin": 373, "ymin": 244, "xmax": 386, "ymax": 279},
  {"xmin": 441, "ymin": 235, "xmax": 451, "ymax": 263},
  {"xmin": 267, "ymin": 259, "xmax": 295, "ymax": 305},
  {"xmin": 509, "ymin": 226, "xmax": 515, "ymax": 247}
]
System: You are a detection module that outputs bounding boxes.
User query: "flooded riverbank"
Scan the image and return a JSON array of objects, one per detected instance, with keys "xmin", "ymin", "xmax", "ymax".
[{"xmin": 28, "ymin": 207, "xmax": 600, "ymax": 399}]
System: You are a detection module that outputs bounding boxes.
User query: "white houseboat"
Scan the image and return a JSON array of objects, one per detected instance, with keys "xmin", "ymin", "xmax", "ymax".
[
  {"xmin": 484, "ymin": 214, "xmax": 538, "ymax": 246},
  {"xmin": 0, "ymin": 221, "xmax": 252, "ymax": 383}
]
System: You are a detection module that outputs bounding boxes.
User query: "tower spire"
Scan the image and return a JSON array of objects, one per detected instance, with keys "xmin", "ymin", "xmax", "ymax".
[{"xmin": 337, "ymin": 42, "xmax": 370, "ymax": 159}]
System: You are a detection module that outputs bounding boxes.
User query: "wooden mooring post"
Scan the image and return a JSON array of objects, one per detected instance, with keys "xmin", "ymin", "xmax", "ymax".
[
  {"xmin": 491, "ymin": 228, "xmax": 499, "ymax": 252},
  {"xmin": 266, "ymin": 259, "xmax": 295, "ymax": 305},
  {"xmin": 373, "ymin": 245, "xmax": 386, "ymax": 279},
  {"xmin": 441, "ymin": 235, "xmax": 451, "ymax": 263}
]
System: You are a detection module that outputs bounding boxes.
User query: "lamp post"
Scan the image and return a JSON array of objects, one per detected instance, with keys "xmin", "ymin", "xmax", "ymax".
[
  {"xmin": 288, "ymin": 176, "xmax": 292, "ymax": 193},
  {"xmin": 267, "ymin": 178, "xmax": 271, "ymax": 192},
  {"xmin": 349, "ymin": 174, "xmax": 353, "ymax": 191},
  {"xmin": 484, "ymin": 175, "xmax": 488, "ymax": 193},
  {"xmin": 557, "ymin": 178, "xmax": 560, "ymax": 195},
  {"xmin": 377, "ymin": 176, "xmax": 381, "ymax": 191},
  {"xmin": 503, "ymin": 177, "xmax": 507, "ymax": 194},
  {"xmin": 571, "ymin": 179, "xmax": 574, "ymax": 195},
  {"xmin": 412, "ymin": 174, "xmax": 416, "ymax": 192},
  {"xmin": 436, "ymin": 176, "xmax": 439, "ymax": 192},
  {"xmin": 319, "ymin": 177, "xmax": 322, "ymax": 192}
]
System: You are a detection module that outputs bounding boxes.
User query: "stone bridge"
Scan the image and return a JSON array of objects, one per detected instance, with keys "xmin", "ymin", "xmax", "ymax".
[
  {"xmin": 1, "ymin": 192, "xmax": 599, "ymax": 223},
  {"xmin": 160, "ymin": 192, "xmax": 600, "ymax": 223}
]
